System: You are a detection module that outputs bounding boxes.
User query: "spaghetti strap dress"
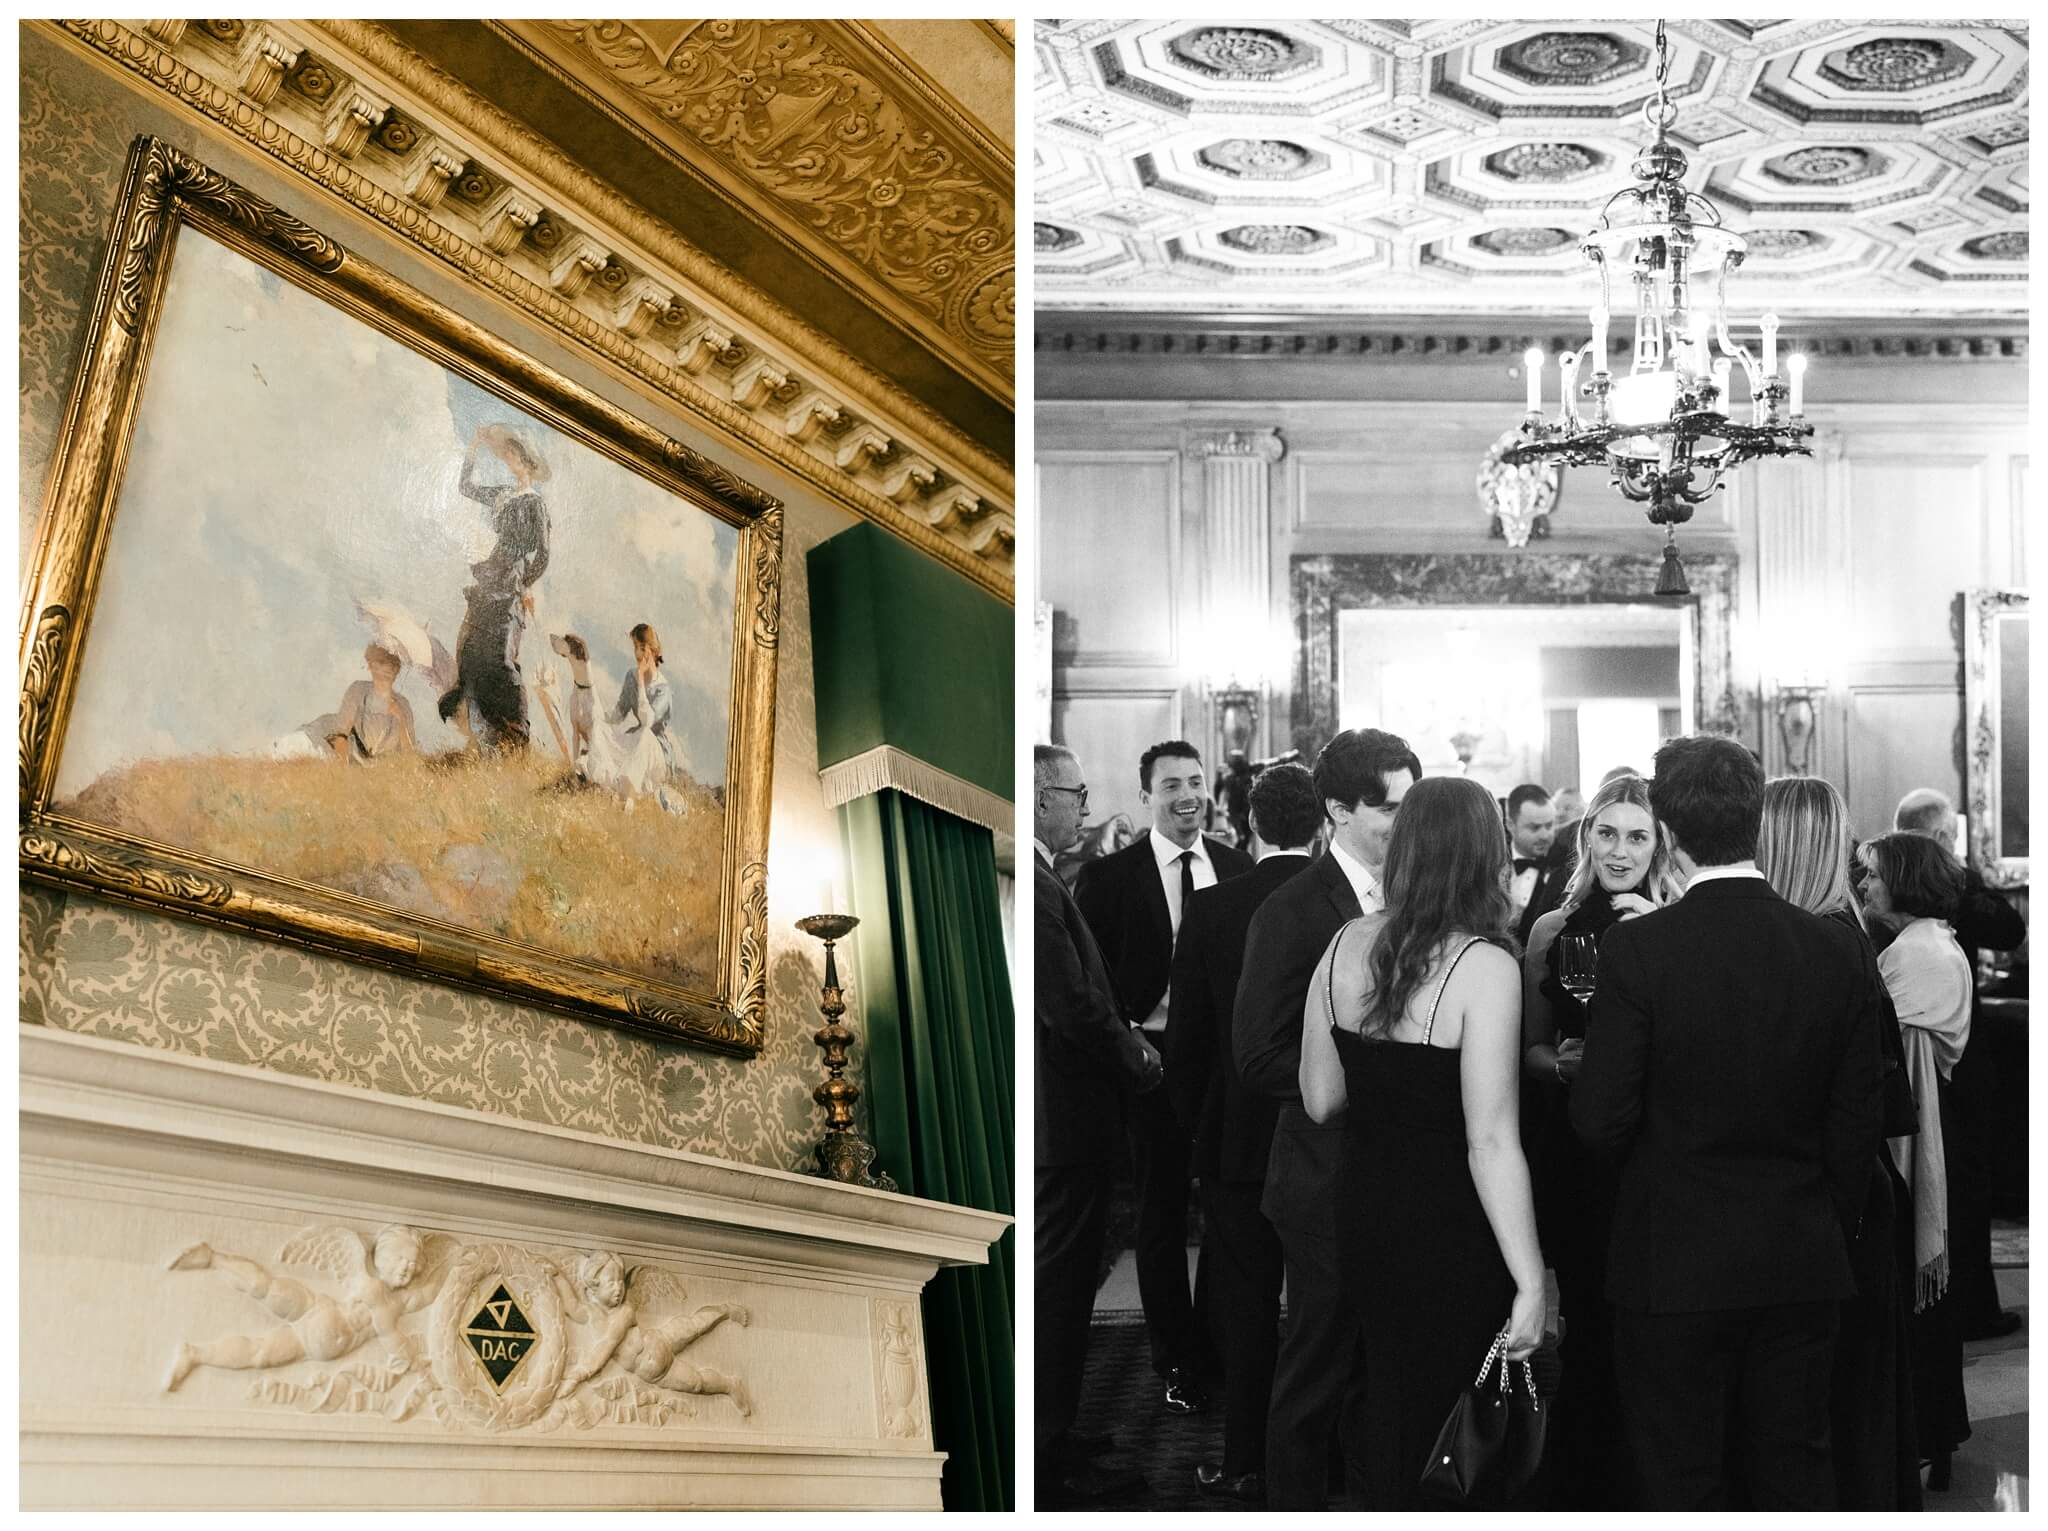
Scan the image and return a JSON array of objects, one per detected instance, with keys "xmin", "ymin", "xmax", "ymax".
[{"xmin": 1332, "ymin": 935, "xmax": 1517, "ymax": 1510}]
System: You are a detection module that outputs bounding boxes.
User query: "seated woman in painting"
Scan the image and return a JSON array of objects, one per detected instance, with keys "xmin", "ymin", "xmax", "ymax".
[
  {"xmin": 276, "ymin": 642, "xmax": 418, "ymax": 762},
  {"xmin": 437, "ymin": 423, "xmax": 551, "ymax": 753}
]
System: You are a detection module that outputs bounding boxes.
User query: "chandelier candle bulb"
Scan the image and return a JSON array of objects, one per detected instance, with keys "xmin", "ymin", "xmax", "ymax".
[
  {"xmin": 1557, "ymin": 350, "xmax": 1582, "ymax": 424},
  {"xmin": 1760, "ymin": 313, "xmax": 1780, "ymax": 378},
  {"xmin": 1589, "ymin": 306, "xmax": 1611, "ymax": 372},
  {"xmin": 1713, "ymin": 358, "xmax": 1732, "ymax": 410},
  {"xmin": 1787, "ymin": 354, "xmax": 1807, "ymax": 417},
  {"xmin": 1524, "ymin": 347, "xmax": 1545, "ymax": 414}
]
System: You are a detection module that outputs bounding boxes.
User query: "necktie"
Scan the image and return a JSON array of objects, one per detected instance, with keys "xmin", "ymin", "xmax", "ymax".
[
  {"xmin": 1176, "ymin": 850, "xmax": 1196, "ymax": 939},
  {"xmin": 1514, "ymin": 857, "xmax": 1542, "ymax": 876}
]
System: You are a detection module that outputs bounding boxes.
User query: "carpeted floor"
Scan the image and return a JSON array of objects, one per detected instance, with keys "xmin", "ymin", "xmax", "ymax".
[
  {"xmin": 1991, "ymin": 1219, "xmax": 2028, "ymax": 1269},
  {"xmin": 1068, "ymin": 1316, "xmax": 1232, "ymax": 1512}
]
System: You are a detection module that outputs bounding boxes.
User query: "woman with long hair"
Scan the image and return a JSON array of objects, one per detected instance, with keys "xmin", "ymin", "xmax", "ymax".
[
  {"xmin": 1300, "ymin": 775, "xmax": 1544, "ymax": 1509},
  {"xmin": 1759, "ymin": 779, "xmax": 1921, "ymax": 1509},
  {"xmin": 1860, "ymin": 829, "xmax": 1974, "ymax": 1492},
  {"xmin": 1516, "ymin": 771, "xmax": 1680, "ymax": 1507}
]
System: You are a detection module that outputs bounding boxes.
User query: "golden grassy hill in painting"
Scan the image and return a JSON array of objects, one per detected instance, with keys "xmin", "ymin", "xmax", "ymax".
[{"xmin": 60, "ymin": 752, "xmax": 724, "ymax": 991}]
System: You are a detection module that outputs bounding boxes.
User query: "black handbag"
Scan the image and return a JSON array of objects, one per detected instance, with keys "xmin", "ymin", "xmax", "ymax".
[{"xmin": 1419, "ymin": 1328, "xmax": 1548, "ymax": 1507}]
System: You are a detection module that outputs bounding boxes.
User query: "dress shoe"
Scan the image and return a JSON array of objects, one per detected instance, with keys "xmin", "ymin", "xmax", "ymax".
[
  {"xmin": 1196, "ymin": 1462, "xmax": 1266, "ymax": 1504},
  {"xmin": 1161, "ymin": 1366, "xmax": 1211, "ymax": 1414},
  {"xmin": 1963, "ymin": 1308, "xmax": 2024, "ymax": 1342},
  {"xmin": 1038, "ymin": 1462, "xmax": 1145, "ymax": 1508}
]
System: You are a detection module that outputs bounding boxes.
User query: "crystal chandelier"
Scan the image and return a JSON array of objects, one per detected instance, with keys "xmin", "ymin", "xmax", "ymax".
[{"xmin": 1502, "ymin": 21, "xmax": 1814, "ymax": 596}]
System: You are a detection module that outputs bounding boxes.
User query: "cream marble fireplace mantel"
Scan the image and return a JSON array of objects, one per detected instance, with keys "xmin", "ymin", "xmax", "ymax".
[{"xmin": 20, "ymin": 1026, "xmax": 1010, "ymax": 1510}]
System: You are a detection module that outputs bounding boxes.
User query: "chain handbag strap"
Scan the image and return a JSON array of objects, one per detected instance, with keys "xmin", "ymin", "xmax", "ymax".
[{"xmin": 1473, "ymin": 1326, "xmax": 1543, "ymax": 1407}]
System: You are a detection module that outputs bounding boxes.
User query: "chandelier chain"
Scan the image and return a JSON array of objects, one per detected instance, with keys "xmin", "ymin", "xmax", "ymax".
[{"xmin": 1647, "ymin": 20, "xmax": 1677, "ymax": 135}]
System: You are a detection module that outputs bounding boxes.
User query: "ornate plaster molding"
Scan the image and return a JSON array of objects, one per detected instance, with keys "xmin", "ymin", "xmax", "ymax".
[
  {"xmin": 1038, "ymin": 326, "xmax": 2030, "ymax": 362},
  {"xmin": 500, "ymin": 20, "xmax": 1014, "ymax": 403},
  {"xmin": 40, "ymin": 20, "xmax": 1013, "ymax": 600},
  {"xmin": 1190, "ymin": 426, "xmax": 1286, "ymax": 461}
]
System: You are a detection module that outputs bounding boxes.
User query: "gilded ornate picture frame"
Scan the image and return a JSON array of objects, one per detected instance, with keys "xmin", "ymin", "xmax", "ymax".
[
  {"xmin": 1962, "ymin": 587, "xmax": 2028, "ymax": 891},
  {"xmin": 20, "ymin": 137, "xmax": 782, "ymax": 1056}
]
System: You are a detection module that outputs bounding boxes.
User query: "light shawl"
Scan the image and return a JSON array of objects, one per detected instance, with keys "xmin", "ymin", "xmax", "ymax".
[{"xmin": 1878, "ymin": 917, "xmax": 1973, "ymax": 1311}]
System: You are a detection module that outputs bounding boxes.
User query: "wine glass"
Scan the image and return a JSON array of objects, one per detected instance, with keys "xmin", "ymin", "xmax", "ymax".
[{"xmin": 1556, "ymin": 933, "xmax": 1600, "ymax": 1006}]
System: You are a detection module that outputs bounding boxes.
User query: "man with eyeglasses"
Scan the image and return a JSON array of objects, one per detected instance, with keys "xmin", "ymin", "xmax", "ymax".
[{"xmin": 1035, "ymin": 743, "xmax": 1163, "ymax": 1504}]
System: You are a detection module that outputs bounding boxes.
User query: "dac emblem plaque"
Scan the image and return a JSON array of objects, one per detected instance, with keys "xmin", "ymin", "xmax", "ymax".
[{"xmin": 463, "ymin": 1282, "xmax": 539, "ymax": 1391}]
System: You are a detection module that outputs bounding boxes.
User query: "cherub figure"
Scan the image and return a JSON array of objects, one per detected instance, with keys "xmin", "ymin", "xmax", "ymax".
[
  {"xmin": 164, "ymin": 1223, "xmax": 448, "ymax": 1392},
  {"xmin": 552, "ymin": 1250, "xmax": 753, "ymax": 1416}
]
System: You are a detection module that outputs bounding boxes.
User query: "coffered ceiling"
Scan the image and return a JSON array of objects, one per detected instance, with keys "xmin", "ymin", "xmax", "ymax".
[{"xmin": 1035, "ymin": 19, "xmax": 2030, "ymax": 322}]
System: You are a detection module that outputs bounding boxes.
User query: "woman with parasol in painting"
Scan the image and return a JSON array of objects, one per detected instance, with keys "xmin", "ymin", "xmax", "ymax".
[{"xmin": 438, "ymin": 422, "xmax": 551, "ymax": 752}]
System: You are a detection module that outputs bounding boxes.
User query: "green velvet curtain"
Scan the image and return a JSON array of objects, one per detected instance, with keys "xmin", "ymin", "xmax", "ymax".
[{"xmin": 841, "ymin": 789, "xmax": 1014, "ymax": 1511}]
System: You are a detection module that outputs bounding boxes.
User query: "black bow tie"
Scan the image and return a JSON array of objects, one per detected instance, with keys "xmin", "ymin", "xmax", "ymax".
[{"xmin": 1514, "ymin": 857, "xmax": 1542, "ymax": 876}]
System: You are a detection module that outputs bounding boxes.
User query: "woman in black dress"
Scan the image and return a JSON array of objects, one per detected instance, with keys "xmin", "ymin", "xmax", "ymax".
[
  {"xmin": 439, "ymin": 423, "xmax": 551, "ymax": 752},
  {"xmin": 1758, "ymin": 778, "xmax": 1921, "ymax": 1509},
  {"xmin": 1861, "ymin": 832, "xmax": 1976, "ymax": 1494},
  {"xmin": 1301, "ymin": 775, "xmax": 1545, "ymax": 1510},
  {"xmin": 1518, "ymin": 772, "xmax": 1683, "ymax": 1508}
]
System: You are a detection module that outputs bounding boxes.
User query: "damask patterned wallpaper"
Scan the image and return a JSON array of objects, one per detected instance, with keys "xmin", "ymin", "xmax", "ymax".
[{"xmin": 17, "ymin": 25, "xmax": 869, "ymax": 1173}]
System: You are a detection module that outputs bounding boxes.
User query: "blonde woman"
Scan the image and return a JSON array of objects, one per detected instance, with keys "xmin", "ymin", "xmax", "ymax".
[
  {"xmin": 1517, "ymin": 772, "xmax": 1682, "ymax": 1509},
  {"xmin": 1760, "ymin": 779, "xmax": 1920, "ymax": 1509}
]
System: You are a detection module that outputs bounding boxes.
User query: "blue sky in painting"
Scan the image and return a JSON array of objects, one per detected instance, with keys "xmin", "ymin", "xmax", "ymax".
[{"xmin": 54, "ymin": 226, "xmax": 740, "ymax": 794}]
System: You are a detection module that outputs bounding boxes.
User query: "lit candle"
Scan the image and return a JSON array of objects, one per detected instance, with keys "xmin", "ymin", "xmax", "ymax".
[
  {"xmin": 1556, "ymin": 348, "xmax": 1580, "ymax": 419},
  {"xmin": 1524, "ymin": 347, "xmax": 1544, "ymax": 413},
  {"xmin": 1787, "ymin": 353, "xmax": 1807, "ymax": 417},
  {"xmin": 818, "ymin": 877, "xmax": 836, "ymax": 917},
  {"xmin": 1588, "ymin": 306, "xmax": 1610, "ymax": 372},
  {"xmin": 1760, "ymin": 312, "xmax": 1780, "ymax": 377}
]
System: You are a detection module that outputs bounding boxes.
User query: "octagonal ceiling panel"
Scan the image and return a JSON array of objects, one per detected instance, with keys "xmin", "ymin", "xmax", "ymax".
[{"xmin": 1035, "ymin": 18, "xmax": 2030, "ymax": 320}]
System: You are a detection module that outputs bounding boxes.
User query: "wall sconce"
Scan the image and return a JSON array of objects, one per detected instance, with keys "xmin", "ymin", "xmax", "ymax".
[
  {"xmin": 1775, "ymin": 682, "xmax": 1821, "ymax": 777},
  {"xmin": 1215, "ymin": 683, "xmax": 1259, "ymax": 763}
]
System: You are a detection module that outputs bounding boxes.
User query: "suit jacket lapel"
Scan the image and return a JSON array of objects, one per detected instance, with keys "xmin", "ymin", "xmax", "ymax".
[
  {"xmin": 1318, "ymin": 851, "xmax": 1363, "ymax": 921},
  {"xmin": 1139, "ymin": 835, "xmax": 1172, "ymax": 951}
]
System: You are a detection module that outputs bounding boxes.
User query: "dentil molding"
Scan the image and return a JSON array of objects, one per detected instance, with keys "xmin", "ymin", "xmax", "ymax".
[{"xmin": 46, "ymin": 19, "xmax": 1013, "ymax": 598}]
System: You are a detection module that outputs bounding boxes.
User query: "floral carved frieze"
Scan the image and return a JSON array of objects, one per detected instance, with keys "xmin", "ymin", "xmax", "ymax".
[
  {"xmin": 517, "ymin": 20, "xmax": 1014, "ymax": 398},
  {"xmin": 163, "ymin": 1222, "xmax": 755, "ymax": 1430},
  {"xmin": 45, "ymin": 20, "xmax": 1012, "ymax": 598}
]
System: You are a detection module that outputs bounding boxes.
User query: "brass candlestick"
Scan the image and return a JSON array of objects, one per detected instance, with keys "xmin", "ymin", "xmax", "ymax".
[{"xmin": 794, "ymin": 913, "xmax": 896, "ymax": 1193}]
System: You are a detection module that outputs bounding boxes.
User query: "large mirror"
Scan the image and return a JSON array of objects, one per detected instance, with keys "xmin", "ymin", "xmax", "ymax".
[
  {"xmin": 1292, "ymin": 552, "xmax": 1740, "ymax": 769},
  {"xmin": 1964, "ymin": 588, "xmax": 2029, "ymax": 889}
]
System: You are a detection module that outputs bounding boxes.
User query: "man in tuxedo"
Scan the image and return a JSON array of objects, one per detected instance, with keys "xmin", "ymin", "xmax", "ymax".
[
  {"xmin": 1235, "ymin": 728, "xmax": 1419, "ymax": 1509},
  {"xmin": 1034, "ymin": 744, "xmax": 1163, "ymax": 1502},
  {"xmin": 1074, "ymin": 740, "xmax": 1252, "ymax": 1411},
  {"xmin": 1571, "ymin": 735, "xmax": 1882, "ymax": 1509},
  {"xmin": 1895, "ymin": 787, "xmax": 2028, "ymax": 1341},
  {"xmin": 1165, "ymin": 762, "xmax": 1324, "ymax": 1504},
  {"xmin": 1506, "ymin": 783, "xmax": 1564, "ymax": 947}
]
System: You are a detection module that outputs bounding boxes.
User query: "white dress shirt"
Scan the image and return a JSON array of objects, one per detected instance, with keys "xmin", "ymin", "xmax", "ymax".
[
  {"xmin": 1327, "ymin": 839, "xmax": 1385, "ymax": 914},
  {"xmin": 1141, "ymin": 831, "xmax": 1217, "ymax": 1031},
  {"xmin": 1682, "ymin": 863, "xmax": 1767, "ymax": 893}
]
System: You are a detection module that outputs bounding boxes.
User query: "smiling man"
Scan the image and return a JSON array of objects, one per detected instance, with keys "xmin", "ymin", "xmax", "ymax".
[{"xmin": 1075, "ymin": 739, "xmax": 1252, "ymax": 1414}]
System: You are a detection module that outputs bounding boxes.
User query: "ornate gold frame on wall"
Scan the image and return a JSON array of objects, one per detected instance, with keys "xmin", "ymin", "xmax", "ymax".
[
  {"xmin": 1962, "ymin": 587, "xmax": 2028, "ymax": 891},
  {"xmin": 19, "ymin": 136, "xmax": 782, "ymax": 1057}
]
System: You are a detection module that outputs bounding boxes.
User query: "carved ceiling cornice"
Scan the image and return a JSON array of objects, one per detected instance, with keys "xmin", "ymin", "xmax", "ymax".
[
  {"xmin": 46, "ymin": 19, "xmax": 1012, "ymax": 599},
  {"xmin": 495, "ymin": 20, "xmax": 1015, "ymax": 405},
  {"xmin": 1036, "ymin": 322, "xmax": 2029, "ymax": 361}
]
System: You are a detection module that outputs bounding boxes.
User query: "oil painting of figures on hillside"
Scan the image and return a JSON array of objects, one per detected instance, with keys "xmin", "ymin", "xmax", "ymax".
[{"xmin": 48, "ymin": 226, "xmax": 741, "ymax": 994}]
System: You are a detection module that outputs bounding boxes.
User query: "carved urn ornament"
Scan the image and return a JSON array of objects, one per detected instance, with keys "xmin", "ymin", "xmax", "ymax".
[
  {"xmin": 1500, "ymin": 19, "xmax": 1815, "ymax": 596},
  {"xmin": 795, "ymin": 914, "xmax": 897, "ymax": 1193}
]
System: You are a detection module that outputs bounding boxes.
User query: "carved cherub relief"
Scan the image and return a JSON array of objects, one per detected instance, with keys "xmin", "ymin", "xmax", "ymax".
[
  {"xmin": 552, "ymin": 1250, "xmax": 753, "ymax": 1416},
  {"xmin": 164, "ymin": 1223, "xmax": 449, "ymax": 1391}
]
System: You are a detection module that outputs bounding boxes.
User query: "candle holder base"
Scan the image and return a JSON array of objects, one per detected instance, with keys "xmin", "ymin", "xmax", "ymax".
[{"xmin": 815, "ymin": 1131, "xmax": 898, "ymax": 1193}]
